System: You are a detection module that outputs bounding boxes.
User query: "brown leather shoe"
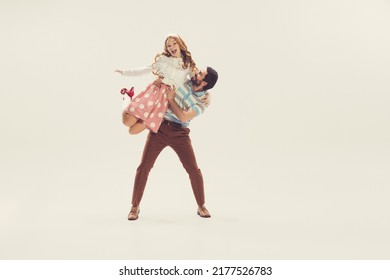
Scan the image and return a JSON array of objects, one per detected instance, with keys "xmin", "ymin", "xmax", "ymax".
[
  {"xmin": 128, "ymin": 206, "xmax": 140, "ymax": 221},
  {"xmin": 197, "ymin": 205, "xmax": 211, "ymax": 218}
]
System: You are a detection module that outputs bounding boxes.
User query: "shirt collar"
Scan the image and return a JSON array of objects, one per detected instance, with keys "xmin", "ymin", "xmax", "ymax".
[{"xmin": 192, "ymin": 90, "xmax": 205, "ymax": 97}]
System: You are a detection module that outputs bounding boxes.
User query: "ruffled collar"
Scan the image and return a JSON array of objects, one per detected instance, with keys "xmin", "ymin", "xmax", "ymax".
[{"xmin": 172, "ymin": 56, "xmax": 184, "ymax": 67}]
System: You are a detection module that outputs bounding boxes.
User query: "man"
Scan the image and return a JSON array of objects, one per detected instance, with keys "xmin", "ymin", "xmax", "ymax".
[{"xmin": 128, "ymin": 67, "xmax": 219, "ymax": 220}]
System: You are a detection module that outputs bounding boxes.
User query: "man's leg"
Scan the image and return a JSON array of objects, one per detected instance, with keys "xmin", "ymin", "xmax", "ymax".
[
  {"xmin": 129, "ymin": 130, "xmax": 167, "ymax": 220},
  {"xmin": 169, "ymin": 128, "xmax": 210, "ymax": 217}
]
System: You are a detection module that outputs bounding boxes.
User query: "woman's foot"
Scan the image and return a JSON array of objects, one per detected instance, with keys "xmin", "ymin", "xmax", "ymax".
[{"xmin": 121, "ymin": 87, "xmax": 134, "ymax": 99}]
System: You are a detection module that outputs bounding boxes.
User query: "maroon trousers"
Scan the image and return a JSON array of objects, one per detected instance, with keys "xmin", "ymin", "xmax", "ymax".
[{"xmin": 131, "ymin": 120, "xmax": 205, "ymax": 207}]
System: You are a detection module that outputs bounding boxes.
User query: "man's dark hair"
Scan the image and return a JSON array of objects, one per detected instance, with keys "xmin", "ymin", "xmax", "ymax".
[{"xmin": 203, "ymin": 67, "xmax": 218, "ymax": 91}]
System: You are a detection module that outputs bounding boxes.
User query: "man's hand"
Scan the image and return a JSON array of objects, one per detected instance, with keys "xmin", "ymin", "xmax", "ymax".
[
  {"xmin": 166, "ymin": 85, "xmax": 176, "ymax": 101},
  {"xmin": 201, "ymin": 91, "xmax": 211, "ymax": 107}
]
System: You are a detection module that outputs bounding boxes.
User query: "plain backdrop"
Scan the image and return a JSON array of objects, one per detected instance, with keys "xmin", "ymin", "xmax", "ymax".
[{"xmin": 0, "ymin": 0, "xmax": 389, "ymax": 259}]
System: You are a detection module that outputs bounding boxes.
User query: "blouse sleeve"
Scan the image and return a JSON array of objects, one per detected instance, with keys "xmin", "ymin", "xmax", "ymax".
[
  {"xmin": 122, "ymin": 65, "xmax": 153, "ymax": 77},
  {"xmin": 151, "ymin": 55, "xmax": 169, "ymax": 76}
]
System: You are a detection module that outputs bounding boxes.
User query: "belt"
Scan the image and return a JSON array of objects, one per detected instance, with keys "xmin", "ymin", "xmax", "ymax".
[{"xmin": 163, "ymin": 119, "xmax": 183, "ymax": 128}]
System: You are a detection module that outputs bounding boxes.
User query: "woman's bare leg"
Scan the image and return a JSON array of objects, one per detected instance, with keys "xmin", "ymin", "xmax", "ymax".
[
  {"xmin": 129, "ymin": 121, "xmax": 147, "ymax": 135},
  {"xmin": 122, "ymin": 111, "xmax": 138, "ymax": 127}
]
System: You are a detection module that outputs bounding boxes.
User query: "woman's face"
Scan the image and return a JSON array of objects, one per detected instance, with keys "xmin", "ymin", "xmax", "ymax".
[{"xmin": 166, "ymin": 38, "xmax": 181, "ymax": 58}]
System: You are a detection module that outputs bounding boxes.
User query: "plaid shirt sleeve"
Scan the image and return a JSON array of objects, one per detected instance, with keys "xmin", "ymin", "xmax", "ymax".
[{"xmin": 190, "ymin": 100, "xmax": 205, "ymax": 116}]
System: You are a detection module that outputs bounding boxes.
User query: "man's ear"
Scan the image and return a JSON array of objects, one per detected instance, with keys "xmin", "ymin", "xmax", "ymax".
[{"xmin": 201, "ymin": 81, "xmax": 208, "ymax": 87}]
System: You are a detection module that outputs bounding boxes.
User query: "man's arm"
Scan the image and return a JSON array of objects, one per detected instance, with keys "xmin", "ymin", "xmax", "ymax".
[{"xmin": 166, "ymin": 86, "xmax": 197, "ymax": 123}]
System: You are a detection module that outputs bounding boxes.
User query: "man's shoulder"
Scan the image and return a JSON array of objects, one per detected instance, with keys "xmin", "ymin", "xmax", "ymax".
[{"xmin": 189, "ymin": 92, "xmax": 206, "ymax": 115}]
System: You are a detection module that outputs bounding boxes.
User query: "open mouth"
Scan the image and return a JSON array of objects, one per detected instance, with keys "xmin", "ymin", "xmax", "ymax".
[{"xmin": 171, "ymin": 49, "xmax": 178, "ymax": 55}]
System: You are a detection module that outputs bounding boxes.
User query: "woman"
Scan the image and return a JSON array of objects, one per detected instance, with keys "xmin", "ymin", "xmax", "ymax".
[{"xmin": 115, "ymin": 34, "xmax": 198, "ymax": 134}]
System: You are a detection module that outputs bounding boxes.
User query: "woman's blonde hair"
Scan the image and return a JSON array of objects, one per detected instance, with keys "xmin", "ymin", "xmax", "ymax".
[{"xmin": 155, "ymin": 34, "xmax": 197, "ymax": 72}]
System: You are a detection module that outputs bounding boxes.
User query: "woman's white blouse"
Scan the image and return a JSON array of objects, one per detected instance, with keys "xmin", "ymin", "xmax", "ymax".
[{"xmin": 122, "ymin": 55, "xmax": 192, "ymax": 89}]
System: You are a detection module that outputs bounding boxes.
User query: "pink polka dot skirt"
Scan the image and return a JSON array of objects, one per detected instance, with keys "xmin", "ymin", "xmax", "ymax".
[{"xmin": 124, "ymin": 83, "xmax": 169, "ymax": 133}]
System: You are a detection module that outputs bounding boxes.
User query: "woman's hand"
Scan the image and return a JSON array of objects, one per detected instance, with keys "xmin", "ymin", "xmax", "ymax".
[
  {"xmin": 153, "ymin": 77, "xmax": 163, "ymax": 87},
  {"xmin": 166, "ymin": 85, "xmax": 176, "ymax": 101},
  {"xmin": 115, "ymin": 70, "xmax": 123, "ymax": 75}
]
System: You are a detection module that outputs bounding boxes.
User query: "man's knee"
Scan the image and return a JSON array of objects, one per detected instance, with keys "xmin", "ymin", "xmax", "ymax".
[
  {"xmin": 136, "ymin": 162, "xmax": 154, "ymax": 174},
  {"xmin": 183, "ymin": 164, "xmax": 202, "ymax": 174}
]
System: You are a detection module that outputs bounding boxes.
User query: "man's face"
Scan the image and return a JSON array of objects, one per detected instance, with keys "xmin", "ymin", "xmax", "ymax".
[{"xmin": 191, "ymin": 69, "xmax": 208, "ymax": 87}]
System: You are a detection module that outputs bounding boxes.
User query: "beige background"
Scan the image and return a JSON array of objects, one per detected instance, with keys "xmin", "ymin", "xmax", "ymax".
[{"xmin": 0, "ymin": 0, "xmax": 389, "ymax": 259}]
